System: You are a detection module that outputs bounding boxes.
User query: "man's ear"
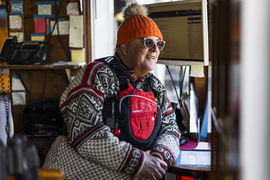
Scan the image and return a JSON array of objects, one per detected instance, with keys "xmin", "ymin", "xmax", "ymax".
[{"xmin": 120, "ymin": 43, "xmax": 127, "ymax": 56}]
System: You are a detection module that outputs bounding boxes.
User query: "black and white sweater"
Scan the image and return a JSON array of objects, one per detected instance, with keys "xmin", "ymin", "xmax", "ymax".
[{"xmin": 42, "ymin": 54, "xmax": 181, "ymax": 180}]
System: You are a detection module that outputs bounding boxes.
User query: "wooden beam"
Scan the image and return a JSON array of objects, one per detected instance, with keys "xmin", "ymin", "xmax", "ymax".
[{"xmin": 83, "ymin": 0, "xmax": 92, "ymax": 63}]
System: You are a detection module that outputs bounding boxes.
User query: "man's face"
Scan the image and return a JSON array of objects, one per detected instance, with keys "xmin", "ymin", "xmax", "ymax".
[{"xmin": 122, "ymin": 36, "xmax": 161, "ymax": 79}]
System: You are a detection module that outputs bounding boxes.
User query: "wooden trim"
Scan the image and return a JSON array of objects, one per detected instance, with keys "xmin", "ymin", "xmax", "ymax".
[
  {"xmin": 0, "ymin": 63, "xmax": 81, "ymax": 70},
  {"xmin": 83, "ymin": 0, "xmax": 92, "ymax": 63},
  {"xmin": 168, "ymin": 165, "xmax": 210, "ymax": 179}
]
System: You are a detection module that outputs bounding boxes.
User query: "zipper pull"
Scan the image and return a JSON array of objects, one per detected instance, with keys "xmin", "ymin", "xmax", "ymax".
[
  {"xmin": 113, "ymin": 123, "xmax": 121, "ymax": 136},
  {"xmin": 113, "ymin": 129, "xmax": 121, "ymax": 136}
]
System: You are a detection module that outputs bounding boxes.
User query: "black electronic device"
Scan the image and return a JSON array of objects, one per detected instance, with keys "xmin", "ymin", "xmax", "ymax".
[
  {"xmin": 0, "ymin": 36, "xmax": 48, "ymax": 65},
  {"xmin": 23, "ymin": 98, "xmax": 63, "ymax": 137}
]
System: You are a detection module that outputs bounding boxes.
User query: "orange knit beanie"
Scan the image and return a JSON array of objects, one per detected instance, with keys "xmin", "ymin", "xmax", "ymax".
[{"xmin": 116, "ymin": 3, "xmax": 163, "ymax": 48}]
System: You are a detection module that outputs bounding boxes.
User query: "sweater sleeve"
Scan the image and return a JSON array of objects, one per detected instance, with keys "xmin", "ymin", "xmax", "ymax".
[
  {"xmin": 60, "ymin": 61, "xmax": 145, "ymax": 176},
  {"xmin": 149, "ymin": 76, "xmax": 181, "ymax": 166}
]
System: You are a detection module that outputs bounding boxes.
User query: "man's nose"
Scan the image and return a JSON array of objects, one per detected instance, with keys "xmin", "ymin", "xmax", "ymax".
[{"xmin": 150, "ymin": 42, "xmax": 159, "ymax": 51}]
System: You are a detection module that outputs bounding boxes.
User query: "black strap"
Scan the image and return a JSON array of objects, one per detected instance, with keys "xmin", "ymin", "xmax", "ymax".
[
  {"xmin": 95, "ymin": 57, "xmax": 129, "ymax": 91},
  {"xmin": 95, "ymin": 57, "xmax": 129, "ymax": 132}
]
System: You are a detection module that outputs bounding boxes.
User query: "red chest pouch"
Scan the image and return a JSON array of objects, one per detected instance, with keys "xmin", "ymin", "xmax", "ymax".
[
  {"xmin": 115, "ymin": 83, "xmax": 162, "ymax": 150},
  {"xmin": 96, "ymin": 57, "xmax": 162, "ymax": 150}
]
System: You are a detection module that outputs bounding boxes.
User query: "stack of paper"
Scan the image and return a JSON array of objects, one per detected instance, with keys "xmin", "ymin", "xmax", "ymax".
[
  {"xmin": 67, "ymin": 62, "xmax": 86, "ymax": 66},
  {"xmin": 177, "ymin": 150, "xmax": 211, "ymax": 166}
]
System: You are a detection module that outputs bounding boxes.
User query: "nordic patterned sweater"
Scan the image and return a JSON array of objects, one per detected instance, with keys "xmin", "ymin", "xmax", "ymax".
[{"xmin": 42, "ymin": 54, "xmax": 181, "ymax": 180}]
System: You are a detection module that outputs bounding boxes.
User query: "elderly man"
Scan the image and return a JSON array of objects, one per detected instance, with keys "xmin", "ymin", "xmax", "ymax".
[{"xmin": 42, "ymin": 3, "xmax": 180, "ymax": 180}]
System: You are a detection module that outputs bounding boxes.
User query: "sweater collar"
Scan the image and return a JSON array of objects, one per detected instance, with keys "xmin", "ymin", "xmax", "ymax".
[{"xmin": 114, "ymin": 53, "xmax": 150, "ymax": 82}]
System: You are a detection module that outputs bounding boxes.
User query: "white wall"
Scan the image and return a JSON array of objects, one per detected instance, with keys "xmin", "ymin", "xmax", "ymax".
[
  {"xmin": 240, "ymin": 0, "xmax": 270, "ymax": 179},
  {"xmin": 91, "ymin": 0, "xmax": 115, "ymax": 59}
]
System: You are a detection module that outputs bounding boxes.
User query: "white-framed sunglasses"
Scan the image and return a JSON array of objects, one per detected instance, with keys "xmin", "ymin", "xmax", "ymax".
[{"xmin": 141, "ymin": 38, "xmax": 166, "ymax": 51}]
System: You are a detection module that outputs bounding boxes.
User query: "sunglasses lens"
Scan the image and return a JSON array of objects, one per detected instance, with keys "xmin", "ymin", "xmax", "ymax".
[
  {"xmin": 145, "ymin": 38, "xmax": 154, "ymax": 48},
  {"xmin": 144, "ymin": 38, "xmax": 165, "ymax": 50},
  {"xmin": 157, "ymin": 41, "xmax": 165, "ymax": 50}
]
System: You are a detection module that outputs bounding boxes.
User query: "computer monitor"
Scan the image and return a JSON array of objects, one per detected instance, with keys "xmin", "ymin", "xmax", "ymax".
[{"xmin": 145, "ymin": 0, "xmax": 209, "ymax": 66}]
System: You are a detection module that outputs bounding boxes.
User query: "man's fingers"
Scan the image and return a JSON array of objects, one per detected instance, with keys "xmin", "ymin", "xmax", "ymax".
[
  {"xmin": 141, "ymin": 152, "xmax": 168, "ymax": 179},
  {"xmin": 160, "ymin": 160, "xmax": 168, "ymax": 171},
  {"xmin": 140, "ymin": 176, "xmax": 148, "ymax": 180},
  {"xmin": 132, "ymin": 174, "xmax": 149, "ymax": 180},
  {"xmin": 153, "ymin": 170, "xmax": 163, "ymax": 180},
  {"xmin": 145, "ymin": 150, "xmax": 151, "ymax": 154}
]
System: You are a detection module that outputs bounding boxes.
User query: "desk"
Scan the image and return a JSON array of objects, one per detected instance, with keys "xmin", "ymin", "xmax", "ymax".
[
  {"xmin": 168, "ymin": 140, "xmax": 211, "ymax": 179},
  {"xmin": 168, "ymin": 165, "xmax": 210, "ymax": 179}
]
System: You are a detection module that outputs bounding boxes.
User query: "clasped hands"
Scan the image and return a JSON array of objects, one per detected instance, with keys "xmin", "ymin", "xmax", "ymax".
[{"xmin": 132, "ymin": 151, "xmax": 167, "ymax": 180}]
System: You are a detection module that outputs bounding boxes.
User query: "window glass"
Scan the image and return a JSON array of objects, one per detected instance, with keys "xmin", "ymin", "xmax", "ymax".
[
  {"xmin": 138, "ymin": 0, "xmax": 180, "ymax": 5},
  {"xmin": 153, "ymin": 64, "xmax": 190, "ymax": 105}
]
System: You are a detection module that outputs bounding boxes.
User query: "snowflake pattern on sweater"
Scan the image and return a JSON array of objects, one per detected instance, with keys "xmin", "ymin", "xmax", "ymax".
[{"xmin": 43, "ymin": 55, "xmax": 180, "ymax": 179}]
